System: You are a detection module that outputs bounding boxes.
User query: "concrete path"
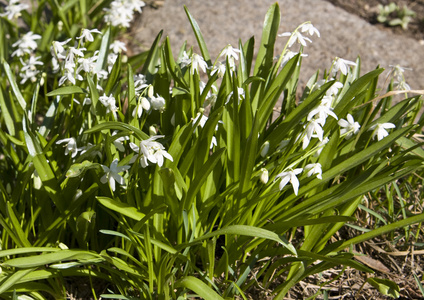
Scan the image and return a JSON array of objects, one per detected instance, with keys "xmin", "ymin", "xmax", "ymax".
[{"xmin": 132, "ymin": 0, "xmax": 424, "ymax": 90}]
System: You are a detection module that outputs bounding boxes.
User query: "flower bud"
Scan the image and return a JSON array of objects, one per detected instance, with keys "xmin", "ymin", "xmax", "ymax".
[
  {"xmin": 260, "ymin": 168, "xmax": 269, "ymax": 184},
  {"xmin": 260, "ymin": 141, "xmax": 270, "ymax": 157},
  {"xmin": 149, "ymin": 125, "xmax": 157, "ymax": 136},
  {"xmin": 148, "ymin": 85, "xmax": 154, "ymax": 98}
]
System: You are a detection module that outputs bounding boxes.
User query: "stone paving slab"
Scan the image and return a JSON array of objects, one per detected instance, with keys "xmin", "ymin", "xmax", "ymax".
[{"xmin": 133, "ymin": 0, "xmax": 424, "ymax": 91}]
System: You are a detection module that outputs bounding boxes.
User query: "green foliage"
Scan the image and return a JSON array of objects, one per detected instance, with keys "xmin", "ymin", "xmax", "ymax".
[
  {"xmin": 0, "ymin": 1, "xmax": 423, "ymax": 299},
  {"xmin": 377, "ymin": 3, "xmax": 416, "ymax": 30}
]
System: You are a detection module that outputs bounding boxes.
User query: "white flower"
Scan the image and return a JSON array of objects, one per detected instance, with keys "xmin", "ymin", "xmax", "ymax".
[
  {"xmin": 275, "ymin": 168, "xmax": 303, "ymax": 195},
  {"xmin": 369, "ymin": 123, "xmax": 396, "ymax": 141},
  {"xmin": 58, "ymin": 61, "xmax": 83, "ymax": 86},
  {"xmin": 99, "ymin": 93, "xmax": 118, "ymax": 115},
  {"xmin": 299, "ymin": 23, "xmax": 320, "ymax": 37},
  {"xmin": 0, "ymin": 0, "xmax": 29, "ymax": 20},
  {"xmin": 19, "ymin": 56, "xmax": 43, "ymax": 84},
  {"xmin": 134, "ymin": 74, "xmax": 149, "ymax": 93},
  {"xmin": 51, "ymin": 39, "xmax": 71, "ymax": 59},
  {"xmin": 302, "ymin": 119, "xmax": 324, "ymax": 149},
  {"xmin": 56, "ymin": 138, "xmax": 79, "ymax": 158},
  {"xmin": 66, "ymin": 47, "xmax": 86, "ymax": 63},
  {"xmin": 338, "ymin": 114, "xmax": 360, "ymax": 139},
  {"xmin": 304, "ymin": 163, "xmax": 322, "ymax": 179},
  {"xmin": 77, "ymin": 28, "xmax": 102, "ymax": 43},
  {"xmin": 150, "ymin": 94, "xmax": 165, "ymax": 111},
  {"xmin": 210, "ymin": 62, "xmax": 226, "ymax": 77},
  {"xmin": 326, "ymin": 81, "xmax": 343, "ymax": 97},
  {"xmin": 191, "ymin": 53, "xmax": 208, "ymax": 74},
  {"xmin": 132, "ymin": 96, "xmax": 151, "ymax": 118},
  {"xmin": 77, "ymin": 54, "xmax": 98, "ymax": 73},
  {"xmin": 178, "ymin": 51, "xmax": 191, "ymax": 68},
  {"xmin": 192, "ymin": 113, "xmax": 219, "ymax": 149},
  {"xmin": 307, "ymin": 104, "xmax": 338, "ymax": 126},
  {"xmin": 279, "ymin": 31, "xmax": 312, "ymax": 47},
  {"xmin": 332, "ymin": 57, "xmax": 357, "ymax": 76},
  {"xmin": 100, "ymin": 159, "xmax": 130, "ymax": 191},
  {"xmin": 220, "ymin": 45, "xmax": 241, "ymax": 60},
  {"xmin": 314, "ymin": 137, "xmax": 329, "ymax": 157},
  {"xmin": 225, "ymin": 87, "xmax": 245, "ymax": 105},
  {"xmin": 112, "ymin": 131, "xmax": 129, "ymax": 152},
  {"xmin": 280, "ymin": 50, "xmax": 308, "ymax": 67},
  {"xmin": 104, "ymin": 0, "xmax": 144, "ymax": 28},
  {"xmin": 12, "ymin": 31, "xmax": 41, "ymax": 57},
  {"xmin": 110, "ymin": 40, "xmax": 127, "ymax": 54},
  {"xmin": 130, "ymin": 136, "xmax": 173, "ymax": 168}
]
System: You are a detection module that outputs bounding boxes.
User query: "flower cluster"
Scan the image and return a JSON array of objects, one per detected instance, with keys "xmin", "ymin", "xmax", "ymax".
[
  {"xmin": 0, "ymin": 0, "xmax": 28, "ymax": 20},
  {"xmin": 104, "ymin": 0, "xmax": 146, "ymax": 28}
]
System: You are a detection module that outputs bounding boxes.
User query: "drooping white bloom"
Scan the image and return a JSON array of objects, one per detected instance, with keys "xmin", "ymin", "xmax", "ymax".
[
  {"xmin": 314, "ymin": 137, "xmax": 329, "ymax": 157},
  {"xmin": 220, "ymin": 45, "xmax": 241, "ymax": 60},
  {"xmin": 178, "ymin": 51, "xmax": 191, "ymax": 68},
  {"xmin": 100, "ymin": 159, "xmax": 130, "ymax": 191},
  {"xmin": 303, "ymin": 119, "xmax": 324, "ymax": 149},
  {"xmin": 332, "ymin": 57, "xmax": 357, "ymax": 76},
  {"xmin": 225, "ymin": 87, "xmax": 245, "ymax": 105},
  {"xmin": 107, "ymin": 52, "xmax": 118, "ymax": 73},
  {"xmin": 51, "ymin": 39, "xmax": 71, "ymax": 60},
  {"xmin": 56, "ymin": 138, "xmax": 79, "ymax": 158},
  {"xmin": 304, "ymin": 163, "xmax": 322, "ymax": 179},
  {"xmin": 112, "ymin": 131, "xmax": 129, "ymax": 152},
  {"xmin": 99, "ymin": 93, "xmax": 118, "ymax": 114},
  {"xmin": 134, "ymin": 74, "xmax": 149, "ymax": 93},
  {"xmin": 150, "ymin": 94, "xmax": 165, "ymax": 111},
  {"xmin": 299, "ymin": 23, "xmax": 320, "ymax": 37},
  {"xmin": 132, "ymin": 96, "xmax": 151, "ymax": 118},
  {"xmin": 110, "ymin": 40, "xmax": 127, "ymax": 54},
  {"xmin": 0, "ymin": 0, "xmax": 29, "ymax": 20},
  {"xmin": 19, "ymin": 56, "xmax": 43, "ymax": 84},
  {"xmin": 307, "ymin": 104, "xmax": 338, "ymax": 126},
  {"xmin": 275, "ymin": 168, "xmax": 303, "ymax": 195},
  {"xmin": 58, "ymin": 61, "xmax": 83, "ymax": 86},
  {"xmin": 129, "ymin": 135, "xmax": 173, "ymax": 168},
  {"xmin": 279, "ymin": 31, "xmax": 312, "ymax": 47},
  {"xmin": 192, "ymin": 113, "xmax": 219, "ymax": 149},
  {"xmin": 12, "ymin": 32, "xmax": 41, "ymax": 57},
  {"xmin": 210, "ymin": 61, "xmax": 226, "ymax": 77},
  {"xmin": 338, "ymin": 114, "xmax": 360, "ymax": 139},
  {"xmin": 326, "ymin": 81, "xmax": 344, "ymax": 97},
  {"xmin": 191, "ymin": 53, "xmax": 208, "ymax": 74},
  {"xmin": 280, "ymin": 50, "xmax": 308, "ymax": 67},
  {"xmin": 77, "ymin": 28, "xmax": 102, "ymax": 43},
  {"xmin": 77, "ymin": 52, "xmax": 98, "ymax": 73},
  {"xmin": 369, "ymin": 123, "xmax": 396, "ymax": 141}
]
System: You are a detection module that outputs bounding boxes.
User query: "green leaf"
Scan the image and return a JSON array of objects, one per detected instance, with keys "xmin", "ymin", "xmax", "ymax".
[
  {"xmin": 95, "ymin": 26, "xmax": 111, "ymax": 72},
  {"xmin": 96, "ymin": 197, "xmax": 145, "ymax": 221},
  {"xmin": 366, "ymin": 278, "xmax": 400, "ymax": 298},
  {"xmin": 176, "ymin": 276, "xmax": 224, "ymax": 300},
  {"xmin": 253, "ymin": 3, "xmax": 280, "ymax": 78},
  {"xmin": 66, "ymin": 161, "xmax": 100, "ymax": 178},
  {"xmin": 84, "ymin": 121, "xmax": 149, "ymax": 140},
  {"xmin": 192, "ymin": 225, "xmax": 296, "ymax": 255},
  {"xmin": 3, "ymin": 61, "xmax": 26, "ymax": 110},
  {"xmin": 184, "ymin": 6, "xmax": 211, "ymax": 65},
  {"xmin": 2, "ymin": 250, "xmax": 103, "ymax": 268},
  {"xmin": 46, "ymin": 86, "xmax": 88, "ymax": 97},
  {"xmin": 0, "ymin": 268, "xmax": 35, "ymax": 294}
]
